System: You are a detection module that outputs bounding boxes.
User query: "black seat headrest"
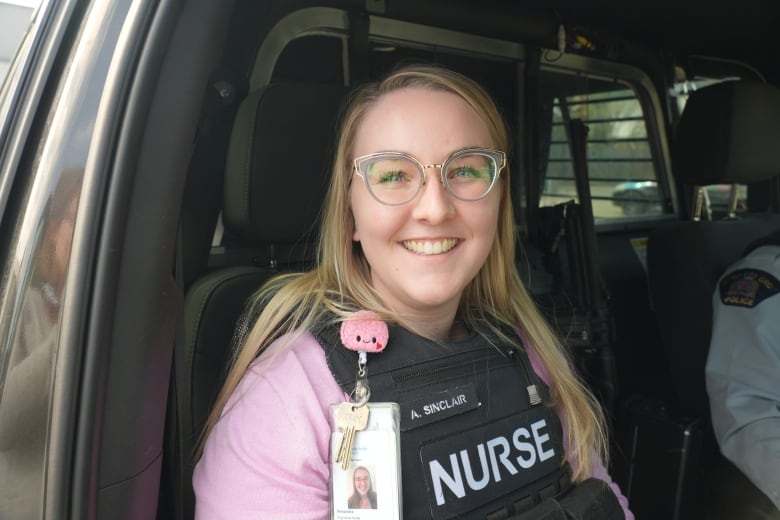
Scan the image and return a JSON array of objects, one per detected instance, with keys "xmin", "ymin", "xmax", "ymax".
[
  {"xmin": 673, "ymin": 81, "xmax": 780, "ymax": 185},
  {"xmin": 222, "ymin": 82, "xmax": 348, "ymax": 245}
]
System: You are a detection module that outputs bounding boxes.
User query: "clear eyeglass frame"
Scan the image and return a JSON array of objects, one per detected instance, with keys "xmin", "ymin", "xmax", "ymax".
[{"xmin": 353, "ymin": 147, "xmax": 506, "ymax": 206}]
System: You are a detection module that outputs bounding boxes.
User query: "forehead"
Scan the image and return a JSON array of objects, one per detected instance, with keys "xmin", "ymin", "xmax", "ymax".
[{"xmin": 353, "ymin": 87, "xmax": 493, "ymax": 157}]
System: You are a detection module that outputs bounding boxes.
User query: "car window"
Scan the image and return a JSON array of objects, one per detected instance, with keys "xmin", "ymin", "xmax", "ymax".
[
  {"xmin": 0, "ymin": 0, "xmax": 141, "ymax": 515},
  {"xmin": 538, "ymin": 69, "xmax": 670, "ymax": 221}
]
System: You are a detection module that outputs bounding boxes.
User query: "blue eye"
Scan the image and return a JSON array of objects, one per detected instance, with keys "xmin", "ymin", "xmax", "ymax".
[
  {"xmin": 446, "ymin": 155, "xmax": 494, "ymax": 184},
  {"xmin": 365, "ymin": 158, "xmax": 416, "ymax": 187},
  {"xmin": 451, "ymin": 167, "xmax": 483, "ymax": 179}
]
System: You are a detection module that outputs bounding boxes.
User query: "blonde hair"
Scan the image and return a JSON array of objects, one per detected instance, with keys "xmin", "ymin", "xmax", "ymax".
[{"xmin": 198, "ymin": 64, "xmax": 607, "ymax": 479}]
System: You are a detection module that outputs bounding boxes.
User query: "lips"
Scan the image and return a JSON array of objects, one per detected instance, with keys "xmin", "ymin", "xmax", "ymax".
[{"xmin": 402, "ymin": 238, "xmax": 459, "ymax": 255}]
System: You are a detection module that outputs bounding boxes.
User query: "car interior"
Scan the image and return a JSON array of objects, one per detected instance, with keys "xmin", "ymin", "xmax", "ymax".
[
  {"xmin": 4, "ymin": 0, "xmax": 780, "ymax": 519},
  {"xmin": 161, "ymin": 2, "xmax": 780, "ymax": 519}
]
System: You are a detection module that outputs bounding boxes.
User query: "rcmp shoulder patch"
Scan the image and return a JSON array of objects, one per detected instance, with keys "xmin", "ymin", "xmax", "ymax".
[{"xmin": 719, "ymin": 269, "xmax": 780, "ymax": 308}]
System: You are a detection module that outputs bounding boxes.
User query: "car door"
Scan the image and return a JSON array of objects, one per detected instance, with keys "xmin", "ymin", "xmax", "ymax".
[{"xmin": 0, "ymin": 0, "xmax": 233, "ymax": 518}]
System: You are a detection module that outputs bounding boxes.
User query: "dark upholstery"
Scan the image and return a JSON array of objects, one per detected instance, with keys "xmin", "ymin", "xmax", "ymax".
[
  {"xmin": 649, "ymin": 81, "xmax": 780, "ymax": 418},
  {"xmin": 648, "ymin": 216, "xmax": 780, "ymax": 417},
  {"xmin": 184, "ymin": 267, "xmax": 273, "ymax": 442},
  {"xmin": 647, "ymin": 80, "xmax": 780, "ymax": 518},
  {"xmin": 674, "ymin": 81, "xmax": 780, "ymax": 185},
  {"xmin": 177, "ymin": 82, "xmax": 347, "ymax": 517},
  {"xmin": 222, "ymin": 83, "xmax": 347, "ymax": 244}
]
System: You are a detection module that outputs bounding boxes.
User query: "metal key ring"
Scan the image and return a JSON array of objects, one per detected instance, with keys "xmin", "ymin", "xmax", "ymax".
[{"xmin": 351, "ymin": 381, "xmax": 371, "ymax": 408}]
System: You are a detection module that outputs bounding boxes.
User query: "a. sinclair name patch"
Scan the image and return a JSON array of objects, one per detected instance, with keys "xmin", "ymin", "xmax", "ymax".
[
  {"xmin": 400, "ymin": 383, "xmax": 480, "ymax": 431},
  {"xmin": 719, "ymin": 268, "xmax": 780, "ymax": 308}
]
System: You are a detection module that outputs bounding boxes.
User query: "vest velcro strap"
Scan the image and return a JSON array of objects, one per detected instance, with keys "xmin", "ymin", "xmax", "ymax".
[{"xmin": 508, "ymin": 478, "xmax": 625, "ymax": 520}]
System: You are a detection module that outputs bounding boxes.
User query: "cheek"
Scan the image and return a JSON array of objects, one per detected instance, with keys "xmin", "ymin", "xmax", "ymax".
[
  {"xmin": 483, "ymin": 193, "xmax": 503, "ymax": 231},
  {"xmin": 350, "ymin": 187, "xmax": 387, "ymax": 243},
  {"xmin": 466, "ymin": 196, "xmax": 501, "ymax": 235},
  {"xmin": 350, "ymin": 186, "xmax": 363, "ymax": 242},
  {"xmin": 352, "ymin": 214, "xmax": 360, "ymax": 241}
]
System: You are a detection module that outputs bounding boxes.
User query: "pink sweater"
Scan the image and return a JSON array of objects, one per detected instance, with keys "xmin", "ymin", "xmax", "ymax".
[{"xmin": 193, "ymin": 331, "xmax": 633, "ymax": 519}]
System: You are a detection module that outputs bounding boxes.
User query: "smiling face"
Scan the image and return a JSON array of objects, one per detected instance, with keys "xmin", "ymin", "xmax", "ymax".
[
  {"xmin": 340, "ymin": 310, "xmax": 389, "ymax": 352},
  {"xmin": 350, "ymin": 87, "xmax": 501, "ymax": 324},
  {"xmin": 354, "ymin": 467, "xmax": 371, "ymax": 496}
]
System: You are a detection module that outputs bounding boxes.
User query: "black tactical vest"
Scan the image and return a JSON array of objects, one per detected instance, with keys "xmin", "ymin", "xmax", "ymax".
[{"xmin": 316, "ymin": 321, "xmax": 573, "ymax": 519}]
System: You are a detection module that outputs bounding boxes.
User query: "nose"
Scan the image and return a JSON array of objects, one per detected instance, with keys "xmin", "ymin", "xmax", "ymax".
[{"xmin": 411, "ymin": 168, "xmax": 455, "ymax": 224}]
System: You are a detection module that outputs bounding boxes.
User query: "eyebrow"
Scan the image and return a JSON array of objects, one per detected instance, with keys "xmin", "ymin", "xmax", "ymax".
[{"xmin": 359, "ymin": 146, "xmax": 496, "ymax": 160}]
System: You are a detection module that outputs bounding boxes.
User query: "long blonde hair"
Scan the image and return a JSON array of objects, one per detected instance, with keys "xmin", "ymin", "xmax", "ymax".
[{"xmin": 199, "ymin": 64, "xmax": 607, "ymax": 479}]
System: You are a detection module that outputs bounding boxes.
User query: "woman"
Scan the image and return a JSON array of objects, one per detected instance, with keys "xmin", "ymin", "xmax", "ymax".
[
  {"xmin": 193, "ymin": 64, "xmax": 632, "ymax": 519},
  {"xmin": 347, "ymin": 466, "xmax": 377, "ymax": 509}
]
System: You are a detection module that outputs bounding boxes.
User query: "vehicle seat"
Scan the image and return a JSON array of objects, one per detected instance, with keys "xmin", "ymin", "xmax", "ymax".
[
  {"xmin": 647, "ymin": 80, "xmax": 780, "ymax": 517},
  {"xmin": 648, "ymin": 81, "xmax": 780, "ymax": 419},
  {"xmin": 173, "ymin": 81, "xmax": 347, "ymax": 519}
]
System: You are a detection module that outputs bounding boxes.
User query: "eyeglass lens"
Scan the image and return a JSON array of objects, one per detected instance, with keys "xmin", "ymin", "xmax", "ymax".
[{"xmin": 360, "ymin": 152, "xmax": 497, "ymax": 205}]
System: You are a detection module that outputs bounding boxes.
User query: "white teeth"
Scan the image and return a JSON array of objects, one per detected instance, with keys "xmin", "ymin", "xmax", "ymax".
[{"xmin": 403, "ymin": 238, "xmax": 459, "ymax": 255}]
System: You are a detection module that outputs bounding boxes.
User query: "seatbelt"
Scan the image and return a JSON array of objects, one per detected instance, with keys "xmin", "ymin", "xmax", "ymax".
[
  {"xmin": 182, "ymin": 71, "xmax": 244, "ymax": 285},
  {"xmin": 158, "ymin": 225, "xmax": 193, "ymax": 520}
]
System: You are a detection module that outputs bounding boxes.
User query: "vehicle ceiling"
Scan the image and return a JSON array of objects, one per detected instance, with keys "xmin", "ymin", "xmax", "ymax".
[
  {"xmin": 557, "ymin": 1, "xmax": 780, "ymax": 80},
  {"xmin": 228, "ymin": 0, "xmax": 780, "ymax": 83}
]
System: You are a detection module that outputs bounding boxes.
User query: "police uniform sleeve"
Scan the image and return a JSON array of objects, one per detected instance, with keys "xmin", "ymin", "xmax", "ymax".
[{"xmin": 705, "ymin": 246, "xmax": 780, "ymax": 509}]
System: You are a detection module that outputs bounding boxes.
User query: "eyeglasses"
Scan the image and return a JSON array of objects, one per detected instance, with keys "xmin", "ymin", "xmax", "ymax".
[
  {"xmin": 354, "ymin": 477, "xmax": 371, "ymax": 484},
  {"xmin": 353, "ymin": 148, "xmax": 506, "ymax": 206}
]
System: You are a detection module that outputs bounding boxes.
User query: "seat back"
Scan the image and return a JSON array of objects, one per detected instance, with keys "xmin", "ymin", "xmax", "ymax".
[
  {"xmin": 648, "ymin": 217, "xmax": 780, "ymax": 416},
  {"xmin": 647, "ymin": 81, "xmax": 780, "ymax": 418},
  {"xmin": 175, "ymin": 82, "xmax": 347, "ymax": 518}
]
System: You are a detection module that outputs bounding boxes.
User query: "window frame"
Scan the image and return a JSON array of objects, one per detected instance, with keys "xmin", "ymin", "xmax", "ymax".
[
  {"xmin": 250, "ymin": 8, "xmax": 678, "ymax": 235},
  {"xmin": 538, "ymin": 52, "xmax": 678, "ymax": 229}
]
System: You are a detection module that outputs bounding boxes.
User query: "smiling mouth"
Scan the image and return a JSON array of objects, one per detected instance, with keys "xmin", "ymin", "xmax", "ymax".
[{"xmin": 403, "ymin": 238, "xmax": 459, "ymax": 255}]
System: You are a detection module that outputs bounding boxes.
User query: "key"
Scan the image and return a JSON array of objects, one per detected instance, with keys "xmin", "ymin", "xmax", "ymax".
[
  {"xmin": 341, "ymin": 407, "xmax": 366, "ymax": 469},
  {"xmin": 335, "ymin": 403, "xmax": 369, "ymax": 469},
  {"xmin": 334, "ymin": 402, "xmax": 369, "ymax": 470},
  {"xmin": 335, "ymin": 404, "xmax": 354, "ymax": 468}
]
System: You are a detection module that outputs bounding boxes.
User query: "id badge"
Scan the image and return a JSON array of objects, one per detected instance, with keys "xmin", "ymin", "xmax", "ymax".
[{"xmin": 329, "ymin": 402, "xmax": 402, "ymax": 520}]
